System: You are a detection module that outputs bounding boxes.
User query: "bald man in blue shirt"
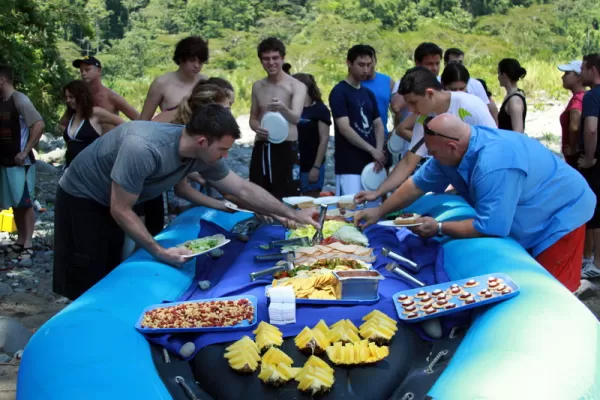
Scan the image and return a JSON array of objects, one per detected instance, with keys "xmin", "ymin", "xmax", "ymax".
[{"xmin": 356, "ymin": 114, "xmax": 595, "ymax": 291}]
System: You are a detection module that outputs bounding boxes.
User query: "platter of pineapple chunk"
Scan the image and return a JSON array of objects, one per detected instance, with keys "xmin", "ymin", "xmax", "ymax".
[{"xmin": 224, "ymin": 310, "xmax": 397, "ymax": 395}]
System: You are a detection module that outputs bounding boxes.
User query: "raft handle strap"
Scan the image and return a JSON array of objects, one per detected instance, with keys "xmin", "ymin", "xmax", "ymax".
[
  {"xmin": 400, "ymin": 393, "xmax": 415, "ymax": 400},
  {"xmin": 163, "ymin": 348, "xmax": 171, "ymax": 364},
  {"xmin": 424, "ymin": 349, "xmax": 448, "ymax": 374},
  {"xmin": 175, "ymin": 376, "xmax": 199, "ymax": 400},
  {"xmin": 449, "ymin": 326, "xmax": 459, "ymax": 339}
]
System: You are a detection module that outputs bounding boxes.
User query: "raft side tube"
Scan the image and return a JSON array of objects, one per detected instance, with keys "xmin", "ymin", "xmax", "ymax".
[{"xmin": 17, "ymin": 196, "xmax": 600, "ymax": 400}]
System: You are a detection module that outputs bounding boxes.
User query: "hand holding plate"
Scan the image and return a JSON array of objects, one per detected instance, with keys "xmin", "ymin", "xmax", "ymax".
[
  {"xmin": 156, "ymin": 247, "xmax": 191, "ymax": 268},
  {"xmin": 409, "ymin": 216, "xmax": 437, "ymax": 238},
  {"xmin": 267, "ymin": 97, "xmax": 286, "ymax": 112}
]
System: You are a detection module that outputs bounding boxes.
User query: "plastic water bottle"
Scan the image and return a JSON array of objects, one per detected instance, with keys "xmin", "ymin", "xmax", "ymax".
[{"xmin": 292, "ymin": 163, "xmax": 300, "ymax": 181}]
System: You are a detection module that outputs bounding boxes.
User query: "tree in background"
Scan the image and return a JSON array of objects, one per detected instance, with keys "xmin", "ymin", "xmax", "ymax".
[{"xmin": 0, "ymin": 0, "xmax": 90, "ymax": 127}]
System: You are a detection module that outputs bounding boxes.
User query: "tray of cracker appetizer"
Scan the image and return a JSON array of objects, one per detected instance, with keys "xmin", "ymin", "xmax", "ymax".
[
  {"xmin": 265, "ymin": 255, "xmax": 382, "ymax": 305},
  {"xmin": 135, "ymin": 295, "xmax": 258, "ymax": 334},
  {"xmin": 393, "ymin": 273, "xmax": 519, "ymax": 322}
]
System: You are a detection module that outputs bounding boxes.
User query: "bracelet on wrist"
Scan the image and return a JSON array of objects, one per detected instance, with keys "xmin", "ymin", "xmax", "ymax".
[
  {"xmin": 311, "ymin": 165, "xmax": 320, "ymax": 170},
  {"xmin": 437, "ymin": 221, "xmax": 443, "ymax": 236}
]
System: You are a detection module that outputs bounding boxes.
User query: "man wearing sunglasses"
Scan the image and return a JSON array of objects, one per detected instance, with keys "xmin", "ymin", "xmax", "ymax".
[
  {"xmin": 355, "ymin": 67, "xmax": 495, "ymax": 204},
  {"xmin": 355, "ymin": 113, "xmax": 595, "ymax": 292}
]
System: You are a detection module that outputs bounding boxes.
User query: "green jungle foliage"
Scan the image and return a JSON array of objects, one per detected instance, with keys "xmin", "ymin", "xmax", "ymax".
[{"xmin": 1, "ymin": 0, "xmax": 600, "ymax": 125}]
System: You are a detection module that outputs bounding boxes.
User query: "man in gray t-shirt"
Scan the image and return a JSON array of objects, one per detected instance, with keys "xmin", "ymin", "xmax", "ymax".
[{"xmin": 54, "ymin": 104, "xmax": 318, "ymax": 300}]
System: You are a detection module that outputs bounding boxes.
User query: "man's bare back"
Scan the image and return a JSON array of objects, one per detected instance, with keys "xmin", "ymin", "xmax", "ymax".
[{"xmin": 251, "ymin": 74, "xmax": 305, "ymax": 142}]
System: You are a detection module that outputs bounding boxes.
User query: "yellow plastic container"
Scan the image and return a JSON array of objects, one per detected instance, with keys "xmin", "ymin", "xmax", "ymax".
[{"xmin": 0, "ymin": 208, "xmax": 17, "ymax": 233}]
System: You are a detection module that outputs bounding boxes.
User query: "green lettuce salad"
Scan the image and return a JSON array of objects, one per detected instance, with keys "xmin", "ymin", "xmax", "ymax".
[
  {"xmin": 179, "ymin": 234, "xmax": 225, "ymax": 253},
  {"xmin": 288, "ymin": 220, "xmax": 350, "ymax": 240}
]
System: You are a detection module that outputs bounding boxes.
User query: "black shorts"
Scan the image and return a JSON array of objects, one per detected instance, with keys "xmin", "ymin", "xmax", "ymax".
[
  {"xmin": 249, "ymin": 141, "xmax": 300, "ymax": 200},
  {"xmin": 53, "ymin": 186, "xmax": 125, "ymax": 300},
  {"xmin": 580, "ymin": 161, "xmax": 600, "ymax": 229},
  {"xmin": 143, "ymin": 195, "xmax": 165, "ymax": 236}
]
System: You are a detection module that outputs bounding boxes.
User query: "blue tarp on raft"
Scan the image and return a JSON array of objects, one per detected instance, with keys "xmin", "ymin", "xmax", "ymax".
[{"xmin": 142, "ymin": 220, "xmax": 449, "ymax": 359}]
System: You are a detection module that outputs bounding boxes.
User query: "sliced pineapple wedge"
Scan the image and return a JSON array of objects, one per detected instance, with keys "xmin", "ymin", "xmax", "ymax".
[
  {"xmin": 295, "ymin": 326, "xmax": 331, "ymax": 354},
  {"xmin": 262, "ymin": 347, "xmax": 294, "ymax": 366},
  {"xmin": 253, "ymin": 321, "xmax": 283, "ymax": 352},
  {"xmin": 326, "ymin": 339, "xmax": 389, "ymax": 365},
  {"xmin": 328, "ymin": 320, "xmax": 361, "ymax": 344},
  {"xmin": 225, "ymin": 336, "xmax": 261, "ymax": 373},
  {"xmin": 296, "ymin": 355, "xmax": 335, "ymax": 395},
  {"xmin": 359, "ymin": 311, "xmax": 398, "ymax": 345}
]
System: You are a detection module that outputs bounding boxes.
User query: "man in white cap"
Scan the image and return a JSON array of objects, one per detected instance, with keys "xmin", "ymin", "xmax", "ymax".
[{"xmin": 558, "ymin": 60, "xmax": 586, "ymax": 168}]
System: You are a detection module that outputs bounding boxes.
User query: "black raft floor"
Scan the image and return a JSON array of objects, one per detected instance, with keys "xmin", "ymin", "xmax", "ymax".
[{"xmin": 151, "ymin": 323, "xmax": 467, "ymax": 400}]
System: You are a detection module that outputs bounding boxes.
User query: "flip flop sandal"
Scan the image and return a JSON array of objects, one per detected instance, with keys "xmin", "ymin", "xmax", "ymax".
[
  {"xmin": 18, "ymin": 248, "xmax": 35, "ymax": 258},
  {"xmin": 2, "ymin": 244, "xmax": 23, "ymax": 255}
]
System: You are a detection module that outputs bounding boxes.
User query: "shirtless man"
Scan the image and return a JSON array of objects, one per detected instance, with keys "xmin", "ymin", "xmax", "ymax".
[
  {"xmin": 67, "ymin": 56, "xmax": 139, "ymax": 132},
  {"xmin": 249, "ymin": 37, "xmax": 307, "ymax": 200},
  {"xmin": 139, "ymin": 36, "xmax": 209, "ymax": 120}
]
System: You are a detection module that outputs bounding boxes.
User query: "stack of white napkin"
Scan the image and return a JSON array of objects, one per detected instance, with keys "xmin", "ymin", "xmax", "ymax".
[{"xmin": 268, "ymin": 286, "xmax": 296, "ymax": 325}]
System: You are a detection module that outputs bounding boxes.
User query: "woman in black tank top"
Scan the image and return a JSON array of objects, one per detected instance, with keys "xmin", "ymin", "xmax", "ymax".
[
  {"xmin": 497, "ymin": 58, "xmax": 527, "ymax": 133},
  {"xmin": 62, "ymin": 80, "xmax": 124, "ymax": 166}
]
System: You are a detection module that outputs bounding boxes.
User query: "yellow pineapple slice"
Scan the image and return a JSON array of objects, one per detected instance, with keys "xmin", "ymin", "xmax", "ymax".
[
  {"xmin": 253, "ymin": 322, "xmax": 283, "ymax": 352},
  {"xmin": 295, "ymin": 326, "xmax": 330, "ymax": 354},
  {"xmin": 262, "ymin": 347, "xmax": 294, "ymax": 366},
  {"xmin": 362, "ymin": 310, "xmax": 396, "ymax": 324},
  {"xmin": 296, "ymin": 356, "xmax": 334, "ymax": 395},
  {"xmin": 359, "ymin": 312, "xmax": 398, "ymax": 345},
  {"xmin": 330, "ymin": 319, "xmax": 358, "ymax": 333},
  {"xmin": 313, "ymin": 319, "xmax": 330, "ymax": 337},
  {"xmin": 328, "ymin": 322, "xmax": 361, "ymax": 344},
  {"xmin": 258, "ymin": 362, "xmax": 300, "ymax": 387},
  {"xmin": 225, "ymin": 336, "xmax": 261, "ymax": 373},
  {"xmin": 225, "ymin": 336, "xmax": 259, "ymax": 353},
  {"xmin": 326, "ymin": 340, "xmax": 389, "ymax": 365},
  {"xmin": 278, "ymin": 363, "xmax": 301, "ymax": 380}
]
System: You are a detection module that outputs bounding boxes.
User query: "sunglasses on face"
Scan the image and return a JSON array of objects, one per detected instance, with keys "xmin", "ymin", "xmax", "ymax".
[{"xmin": 423, "ymin": 116, "xmax": 460, "ymax": 141}]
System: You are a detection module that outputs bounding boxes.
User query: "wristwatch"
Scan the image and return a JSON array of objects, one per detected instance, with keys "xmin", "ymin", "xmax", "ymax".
[{"xmin": 437, "ymin": 222, "xmax": 443, "ymax": 236}]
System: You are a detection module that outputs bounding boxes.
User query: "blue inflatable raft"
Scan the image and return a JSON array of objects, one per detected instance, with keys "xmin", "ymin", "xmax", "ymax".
[{"xmin": 16, "ymin": 195, "xmax": 600, "ymax": 399}]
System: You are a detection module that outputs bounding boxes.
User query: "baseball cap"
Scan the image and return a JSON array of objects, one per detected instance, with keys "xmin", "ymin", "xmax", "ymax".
[
  {"xmin": 557, "ymin": 60, "xmax": 582, "ymax": 74},
  {"xmin": 72, "ymin": 56, "xmax": 102, "ymax": 69}
]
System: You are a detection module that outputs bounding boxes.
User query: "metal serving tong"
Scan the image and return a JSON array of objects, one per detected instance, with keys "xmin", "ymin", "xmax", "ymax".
[
  {"xmin": 311, "ymin": 204, "xmax": 329, "ymax": 245},
  {"xmin": 382, "ymin": 247, "xmax": 421, "ymax": 273},
  {"xmin": 385, "ymin": 262, "xmax": 425, "ymax": 287},
  {"xmin": 250, "ymin": 252, "xmax": 294, "ymax": 281},
  {"xmin": 262, "ymin": 237, "xmax": 309, "ymax": 250}
]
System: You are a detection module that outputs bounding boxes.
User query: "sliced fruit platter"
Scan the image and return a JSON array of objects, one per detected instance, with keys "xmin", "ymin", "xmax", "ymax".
[{"xmin": 224, "ymin": 311, "xmax": 397, "ymax": 395}]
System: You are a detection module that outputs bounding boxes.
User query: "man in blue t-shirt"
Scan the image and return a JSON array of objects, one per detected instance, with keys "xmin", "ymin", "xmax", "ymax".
[
  {"xmin": 329, "ymin": 45, "xmax": 385, "ymax": 197},
  {"xmin": 579, "ymin": 53, "xmax": 600, "ymax": 279},
  {"xmin": 362, "ymin": 46, "xmax": 394, "ymax": 136}
]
